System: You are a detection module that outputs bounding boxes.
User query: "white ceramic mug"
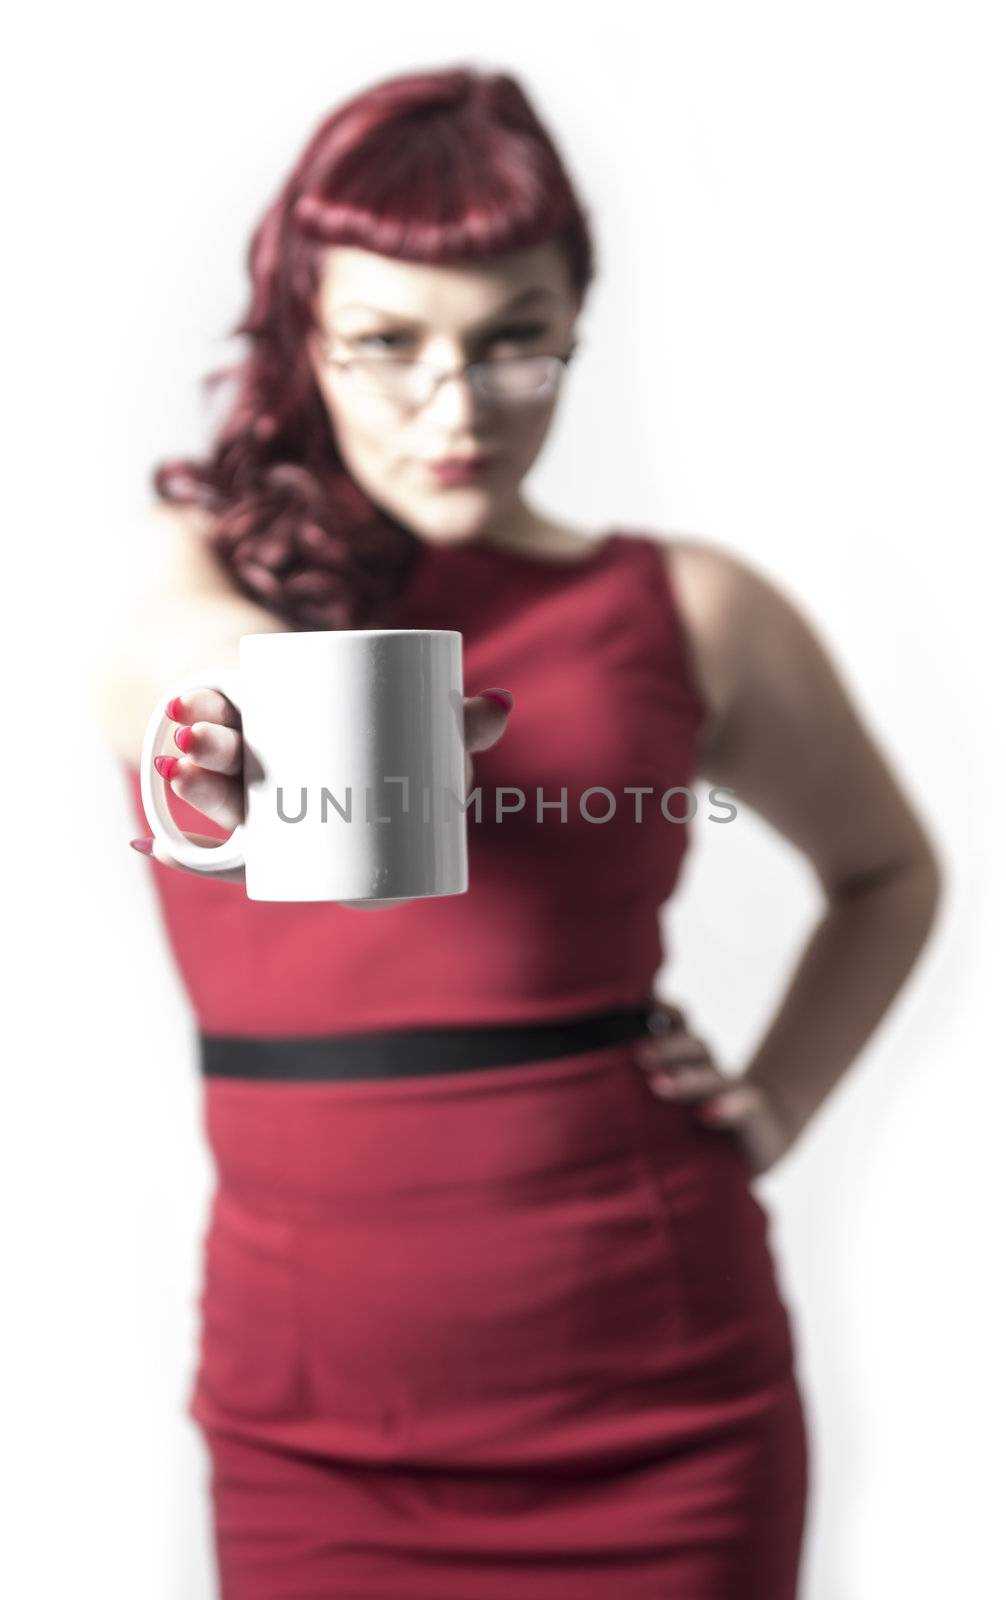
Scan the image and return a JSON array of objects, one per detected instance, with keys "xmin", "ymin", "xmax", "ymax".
[{"xmin": 139, "ymin": 629, "xmax": 468, "ymax": 904}]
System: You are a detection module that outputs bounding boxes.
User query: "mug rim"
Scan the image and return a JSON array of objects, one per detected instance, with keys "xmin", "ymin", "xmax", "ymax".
[{"xmin": 240, "ymin": 628, "xmax": 461, "ymax": 643}]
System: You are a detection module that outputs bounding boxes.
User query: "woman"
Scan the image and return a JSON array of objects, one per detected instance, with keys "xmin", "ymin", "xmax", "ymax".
[{"xmin": 103, "ymin": 66, "xmax": 941, "ymax": 1599}]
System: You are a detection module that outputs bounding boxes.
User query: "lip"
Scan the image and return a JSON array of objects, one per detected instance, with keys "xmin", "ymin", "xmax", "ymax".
[{"xmin": 426, "ymin": 454, "xmax": 496, "ymax": 485}]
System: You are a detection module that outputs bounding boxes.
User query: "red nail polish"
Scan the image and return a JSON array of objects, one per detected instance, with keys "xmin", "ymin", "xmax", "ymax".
[
  {"xmin": 165, "ymin": 696, "xmax": 185, "ymax": 721},
  {"xmin": 174, "ymin": 724, "xmax": 194, "ymax": 753},
  {"xmin": 154, "ymin": 754, "xmax": 179, "ymax": 780},
  {"xmin": 129, "ymin": 837, "xmax": 154, "ymax": 854},
  {"xmin": 479, "ymin": 688, "xmax": 513, "ymax": 712}
]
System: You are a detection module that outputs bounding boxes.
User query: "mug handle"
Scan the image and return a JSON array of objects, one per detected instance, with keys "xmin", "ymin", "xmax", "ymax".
[{"xmin": 139, "ymin": 666, "xmax": 246, "ymax": 874}]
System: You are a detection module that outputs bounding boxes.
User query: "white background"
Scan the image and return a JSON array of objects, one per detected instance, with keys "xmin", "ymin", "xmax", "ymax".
[{"xmin": 5, "ymin": 3, "xmax": 1003, "ymax": 1596}]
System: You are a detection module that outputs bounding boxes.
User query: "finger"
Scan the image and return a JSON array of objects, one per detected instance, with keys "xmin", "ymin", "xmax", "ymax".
[
  {"xmin": 154, "ymin": 756, "xmax": 244, "ymax": 832},
  {"xmin": 464, "ymin": 689, "xmax": 513, "ymax": 755},
  {"xmin": 646, "ymin": 1063, "xmax": 729, "ymax": 1100},
  {"xmin": 636, "ymin": 1031, "xmax": 715, "ymax": 1069},
  {"xmin": 164, "ymin": 689, "xmax": 241, "ymax": 729},
  {"xmin": 171, "ymin": 719, "xmax": 243, "ymax": 777},
  {"xmin": 695, "ymin": 1086, "xmax": 762, "ymax": 1124}
]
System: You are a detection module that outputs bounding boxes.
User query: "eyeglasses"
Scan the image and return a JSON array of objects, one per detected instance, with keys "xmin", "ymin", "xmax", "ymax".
[{"xmin": 318, "ymin": 338, "xmax": 580, "ymax": 411}]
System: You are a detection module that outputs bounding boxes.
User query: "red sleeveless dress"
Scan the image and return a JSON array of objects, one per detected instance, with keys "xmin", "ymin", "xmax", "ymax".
[{"xmin": 125, "ymin": 530, "xmax": 808, "ymax": 1600}]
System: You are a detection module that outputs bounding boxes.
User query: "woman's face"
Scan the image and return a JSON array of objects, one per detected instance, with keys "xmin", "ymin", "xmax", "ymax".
[{"xmin": 306, "ymin": 242, "xmax": 581, "ymax": 548}]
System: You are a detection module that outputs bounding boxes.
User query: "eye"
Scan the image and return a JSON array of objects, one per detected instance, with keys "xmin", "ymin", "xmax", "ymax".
[
  {"xmin": 355, "ymin": 331, "xmax": 412, "ymax": 353},
  {"xmin": 487, "ymin": 321, "xmax": 549, "ymax": 349}
]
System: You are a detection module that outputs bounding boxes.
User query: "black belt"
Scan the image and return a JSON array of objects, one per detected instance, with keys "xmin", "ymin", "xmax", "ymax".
[{"xmin": 199, "ymin": 1003, "xmax": 673, "ymax": 1081}]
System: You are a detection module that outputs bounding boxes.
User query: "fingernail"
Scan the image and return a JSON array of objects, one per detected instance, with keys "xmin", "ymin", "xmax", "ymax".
[
  {"xmin": 479, "ymin": 688, "xmax": 513, "ymax": 712},
  {"xmin": 129, "ymin": 837, "xmax": 154, "ymax": 854},
  {"xmin": 174, "ymin": 725, "xmax": 194, "ymax": 753},
  {"xmin": 165, "ymin": 696, "xmax": 185, "ymax": 721},
  {"xmin": 154, "ymin": 754, "xmax": 179, "ymax": 780}
]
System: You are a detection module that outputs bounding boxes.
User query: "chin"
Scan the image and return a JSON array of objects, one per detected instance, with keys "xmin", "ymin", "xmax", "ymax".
[{"xmin": 402, "ymin": 491, "xmax": 509, "ymax": 548}]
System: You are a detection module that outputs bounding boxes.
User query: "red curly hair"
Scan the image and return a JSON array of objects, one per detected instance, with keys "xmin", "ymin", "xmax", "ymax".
[{"xmin": 152, "ymin": 65, "xmax": 596, "ymax": 630}]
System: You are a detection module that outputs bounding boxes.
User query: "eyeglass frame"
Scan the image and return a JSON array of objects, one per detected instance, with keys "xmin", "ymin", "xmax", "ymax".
[{"xmin": 314, "ymin": 333, "xmax": 582, "ymax": 411}]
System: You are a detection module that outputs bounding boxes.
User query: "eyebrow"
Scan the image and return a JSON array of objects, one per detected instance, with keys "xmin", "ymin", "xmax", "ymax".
[{"xmin": 329, "ymin": 286, "xmax": 561, "ymax": 329}]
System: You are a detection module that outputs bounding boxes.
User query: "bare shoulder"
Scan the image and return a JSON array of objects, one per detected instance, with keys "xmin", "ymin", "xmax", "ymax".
[
  {"xmin": 648, "ymin": 532, "xmax": 844, "ymax": 751},
  {"xmin": 655, "ymin": 531, "xmax": 795, "ymax": 642},
  {"xmin": 646, "ymin": 530, "xmax": 942, "ymax": 888},
  {"xmin": 146, "ymin": 498, "xmax": 217, "ymax": 535},
  {"xmin": 143, "ymin": 498, "xmax": 234, "ymax": 599},
  {"xmin": 647, "ymin": 534, "xmax": 772, "ymax": 736}
]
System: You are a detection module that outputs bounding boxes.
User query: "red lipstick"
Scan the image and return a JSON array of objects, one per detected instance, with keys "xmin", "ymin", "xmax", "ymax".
[{"xmin": 427, "ymin": 455, "xmax": 494, "ymax": 485}]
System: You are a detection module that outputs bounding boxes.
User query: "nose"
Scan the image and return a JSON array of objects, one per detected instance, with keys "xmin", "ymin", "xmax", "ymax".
[{"xmin": 421, "ymin": 367, "xmax": 482, "ymax": 429}]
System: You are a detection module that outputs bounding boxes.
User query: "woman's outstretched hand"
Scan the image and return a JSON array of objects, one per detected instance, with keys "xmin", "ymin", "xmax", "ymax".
[
  {"xmin": 635, "ymin": 1002, "xmax": 796, "ymax": 1176},
  {"xmin": 129, "ymin": 684, "xmax": 514, "ymax": 896}
]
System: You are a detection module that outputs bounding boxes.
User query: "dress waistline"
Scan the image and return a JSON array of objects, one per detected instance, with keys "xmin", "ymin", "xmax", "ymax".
[{"xmin": 198, "ymin": 1003, "xmax": 671, "ymax": 1081}]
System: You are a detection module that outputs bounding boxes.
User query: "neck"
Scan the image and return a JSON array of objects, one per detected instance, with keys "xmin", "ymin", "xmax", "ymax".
[{"xmin": 473, "ymin": 495, "xmax": 579, "ymax": 557}]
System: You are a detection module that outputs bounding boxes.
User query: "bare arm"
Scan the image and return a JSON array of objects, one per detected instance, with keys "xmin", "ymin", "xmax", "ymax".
[
  {"xmin": 86, "ymin": 503, "xmax": 289, "ymax": 767},
  {"xmin": 665, "ymin": 535, "xmax": 943, "ymax": 1151},
  {"xmin": 102, "ymin": 504, "xmax": 514, "ymax": 905}
]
